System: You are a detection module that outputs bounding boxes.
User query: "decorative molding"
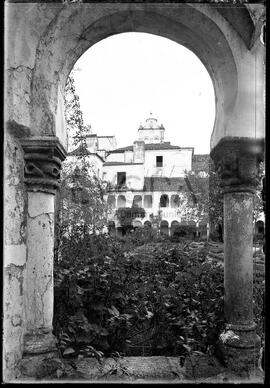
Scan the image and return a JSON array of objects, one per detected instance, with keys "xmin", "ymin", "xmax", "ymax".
[
  {"xmin": 20, "ymin": 137, "xmax": 67, "ymax": 194},
  {"xmin": 210, "ymin": 137, "xmax": 264, "ymax": 194}
]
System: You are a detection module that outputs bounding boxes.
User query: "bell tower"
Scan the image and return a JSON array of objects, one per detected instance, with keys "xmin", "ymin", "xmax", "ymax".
[{"xmin": 138, "ymin": 113, "xmax": 165, "ymax": 144}]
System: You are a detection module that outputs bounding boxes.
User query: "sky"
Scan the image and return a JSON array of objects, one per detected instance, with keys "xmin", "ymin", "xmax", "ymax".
[{"xmin": 72, "ymin": 32, "xmax": 215, "ymax": 154}]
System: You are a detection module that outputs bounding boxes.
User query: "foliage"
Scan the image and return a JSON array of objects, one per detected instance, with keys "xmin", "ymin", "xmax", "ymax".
[
  {"xmin": 54, "ymin": 235, "xmax": 225, "ymax": 359},
  {"xmin": 65, "ymin": 71, "xmax": 88, "ymax": 156},
  {"xmin": 117, "ymin": 227, "xmax": 170, "ymax": 248},
  {"xmin": 55, "ymin": 72, "xmax": 109, "ymax": 257},
  {"xmin": 55, "ymin": 164, "xmax": 109, "ymax": 251},
  {"xmin": 183, "ymin": 173, "xmax": 209, "ymax": 223},
  {"xmin": 54, "ymin": 233, "xmax": 264, "ymax": 361},
  {"xmin": 171, "ymin": 225, "xmax": 197, "ymax": 241},
  {"xmin": 115, "ymin": 207, "xmax": 146, "ymax": 228}
]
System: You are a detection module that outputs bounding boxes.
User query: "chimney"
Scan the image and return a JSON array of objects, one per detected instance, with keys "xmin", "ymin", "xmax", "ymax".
[{"xmin": 133, "ymin": 141, "xmax": 145, "ymax": 163}]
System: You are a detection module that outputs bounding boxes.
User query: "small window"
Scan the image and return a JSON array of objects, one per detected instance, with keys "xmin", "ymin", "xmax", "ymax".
[
  {"xmin": 144, "ymin": 195, "xmax": 153, "ymax": 208},
  {"xmin": 156, "ymin": 156, "xmax": 163, "ymax": 167},
  {"xmin": 117, "ymin": 172, "xmax": 126, "ymax": 187}
]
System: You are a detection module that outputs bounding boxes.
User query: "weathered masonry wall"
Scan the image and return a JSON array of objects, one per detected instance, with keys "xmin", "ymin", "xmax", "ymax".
[{"xmin": 4, "ymin": 129, "xmax": 28, "ymax": 380}]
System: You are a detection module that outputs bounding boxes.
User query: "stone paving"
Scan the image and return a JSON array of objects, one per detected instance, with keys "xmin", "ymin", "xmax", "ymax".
[{"xmin": 16, "ymin": 356, "xmax": 264, "ymax": 384}]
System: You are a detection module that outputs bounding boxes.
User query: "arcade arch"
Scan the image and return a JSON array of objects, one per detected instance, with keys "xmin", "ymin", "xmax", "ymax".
[{"xmin": 160, "ymin": 220, "xmax": 169, "ymax": 236}]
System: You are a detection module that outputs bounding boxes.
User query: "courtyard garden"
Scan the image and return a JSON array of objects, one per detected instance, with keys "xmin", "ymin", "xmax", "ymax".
[{"xmin": 53, "ymin": 227, "xmax": 264, "ymax": 379}]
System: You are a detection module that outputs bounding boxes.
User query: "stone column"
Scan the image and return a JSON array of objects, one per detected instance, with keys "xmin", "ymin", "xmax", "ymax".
[
  {"xmin": 210, "ymin": 137, "xmax": 264, "ymax": 373},
  {"xmin": 20, "ymin": 137, "xmax": 66, "ymax": 377}
]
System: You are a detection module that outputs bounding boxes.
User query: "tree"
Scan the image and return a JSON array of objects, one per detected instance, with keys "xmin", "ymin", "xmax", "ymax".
[
  {"xmin": 183, "ymin": 160, "xmax": 224, "ymax": 241},
  {"xmin": 64, "ymin": 72, "xmax": 88, "ymax": 156},
  {"xmin": 54, "ymin": 72, "xmax": 109, "ymax": 260}
]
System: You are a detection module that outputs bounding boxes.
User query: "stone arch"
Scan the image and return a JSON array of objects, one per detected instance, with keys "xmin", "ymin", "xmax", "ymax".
[
  {"xmin": 160, "ymin": 220, "xmax": 169, "ymax": 235},
  {"xmin": 144, "ymin": 220, "xmax": 152, "ymax": 228},
  {"xmin": 28, "ymin": 5, "xmax": 256, "ymax": 147},
  {"xmin": 107, "ymin": 194, "xmax": 116, "ymax": 208},
  {"xmin": 133, "ymin": 220, "xmax": 142, "ymax": 229},
  {"xmin": 132, "ymin": 195, "xmax": 142, "ymax": 208},
  {"xmin": 171, "ymin": 220, "xmax": 180, "ymax": 236},
  {"xmin": 117, "ymin": 195, "xmax": 126, "ymax": 208}
]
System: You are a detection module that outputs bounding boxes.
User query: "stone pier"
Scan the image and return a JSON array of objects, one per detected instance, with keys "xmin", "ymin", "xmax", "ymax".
[
  {"xmin": 211, "ymin": 137, "xmax": 264, "ymax": 373},
  {"xmin": 19, "ymin": 137, "xmax": 66, "ymax": 377}
]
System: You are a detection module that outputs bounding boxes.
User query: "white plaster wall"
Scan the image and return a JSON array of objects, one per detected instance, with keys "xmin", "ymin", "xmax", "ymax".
[
  {"xmin": 103, "ymin": 164, "xmax": 145, "ymax": 190},
  {"xmin": 144, "ymin": 149, "xmax": 193, "ymax": 177},
  {"xmin": 106, "ymin": 153, "xmax": 125, "ymax": 163},
  {"xmin": 124, "ymin": 151, "xmax": 134, "ymax": 163},
  {"xmin": 98, "ymin": 137, "xmax": 117, "ymax": 151},
  {"xmin": 138, "ymin": 128, "xmax": 164, "ymax": 143}
]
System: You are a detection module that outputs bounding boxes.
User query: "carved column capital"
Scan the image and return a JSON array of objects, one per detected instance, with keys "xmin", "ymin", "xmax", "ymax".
[
  {"xmin": 20, "ymin": 136, "xmax": 67, "ymax": 194},
  {"xmin": 210, "ymin": 137, "xmax": 264, "ymax": 194}
]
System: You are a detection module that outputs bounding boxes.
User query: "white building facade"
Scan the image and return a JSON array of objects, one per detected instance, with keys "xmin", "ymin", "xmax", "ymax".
[{"xmin": 102, "ymin": 116, "xmax": 208, "ymax": 236}]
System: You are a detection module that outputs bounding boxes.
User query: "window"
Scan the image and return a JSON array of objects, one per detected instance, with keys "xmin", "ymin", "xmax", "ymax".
[
  {"xmin": 160, "ymin": 194, "xmax": 169, "ymax": 208},
  {"xmin": 117, "ymin": 172, "xmax": 126, "ymax": 187},
  {"xmin": 156, "ymin": 156, "xmax": 163, "ymax": 167},
  {"xmin": 144, "ymin": 195, "xmax": 153, "ymax": 208}
]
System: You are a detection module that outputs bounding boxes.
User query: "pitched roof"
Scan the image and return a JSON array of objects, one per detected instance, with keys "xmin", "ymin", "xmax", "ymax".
[
  {"xmin": 103, "ymin": 162, "xmax": 143, "ymax": 166},
  {"xmin": 109, "ymin": 142, "xmax": 192, "ymax": 154},
  {"xmin": 68, "ymin": 146, "xmax": 104, "ymax": 162}
]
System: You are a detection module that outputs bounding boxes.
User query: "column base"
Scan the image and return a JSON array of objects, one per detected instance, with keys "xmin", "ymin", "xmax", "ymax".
[
  {"xmin": 219, "ymin": 323, "xmax": 261, "ymax": 375},
  {"xmin": 20, "ymin": 328, "xmax": 63, "ymax": 379}
]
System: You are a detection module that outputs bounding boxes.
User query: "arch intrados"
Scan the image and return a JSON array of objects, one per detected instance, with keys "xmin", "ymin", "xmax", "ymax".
[{"xmin": 30, "ymin": 6, "xmax": 239, "ymax": 144}]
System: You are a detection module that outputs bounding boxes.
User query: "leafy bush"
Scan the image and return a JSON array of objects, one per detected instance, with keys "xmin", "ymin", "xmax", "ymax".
[
  {"xmin": 170, "ymin": 225, "xmax": 197, "ymax": 241},
  {"xmin": 53, "ymin": 234, "xmax": 264, "ymax": 361}
]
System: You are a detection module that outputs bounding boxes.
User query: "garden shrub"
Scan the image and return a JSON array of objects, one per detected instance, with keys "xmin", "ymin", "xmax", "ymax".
[{"xmin": 53, "ymin": 233, "xmax": 264, "ymax": 361}]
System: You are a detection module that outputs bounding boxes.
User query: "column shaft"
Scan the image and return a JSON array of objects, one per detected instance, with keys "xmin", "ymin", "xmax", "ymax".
[
  {"xmin": 224, "ymin": 192, "xmax": 253, "ymax": 326},
  {"xmin": 25, "ymin": 192, "xmax": 55, "ymax": 334},
  {"xmin": 210, "ymin": 137, "xmax": 264, "ymax": 374}
]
